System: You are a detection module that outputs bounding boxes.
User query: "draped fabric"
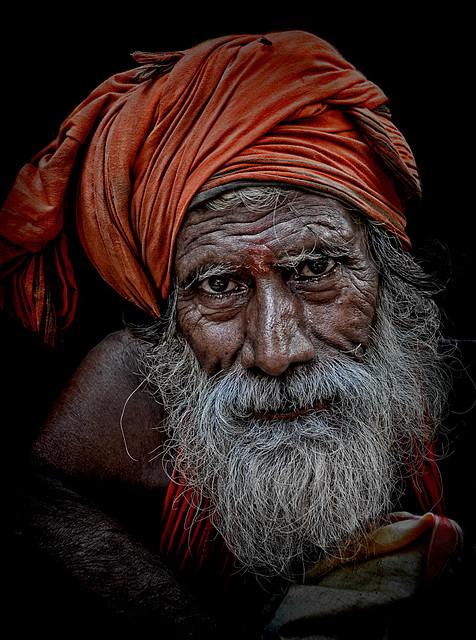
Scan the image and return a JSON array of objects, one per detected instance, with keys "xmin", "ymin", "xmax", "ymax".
[
  {"xmin": 159, "ymin": 464, "xmax": 235, "ymax": 584},
  {"xmin": 0, "ymin": 31, "xmax": 420, "ymax": 344},
  {"xmin": 158, "ymin": 450, "xmax": 447, "ymax": 582}
]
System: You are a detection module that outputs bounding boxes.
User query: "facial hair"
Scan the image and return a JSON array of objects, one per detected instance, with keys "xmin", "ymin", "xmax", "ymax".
[{"xmin": 137, "ymin": 291, "xmax": 446, "ymax": 580}]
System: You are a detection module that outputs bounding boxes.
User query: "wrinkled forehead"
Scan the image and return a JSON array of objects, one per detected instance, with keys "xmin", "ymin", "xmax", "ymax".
[{"xmin": 174, "ymin": 189, "xmax": 368, "ymax": 277}]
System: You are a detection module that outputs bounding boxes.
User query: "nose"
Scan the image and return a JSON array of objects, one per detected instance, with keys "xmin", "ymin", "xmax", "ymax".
[{"xmin": 240, "ymin": 279, "xmax": 315, "ymax": 377}]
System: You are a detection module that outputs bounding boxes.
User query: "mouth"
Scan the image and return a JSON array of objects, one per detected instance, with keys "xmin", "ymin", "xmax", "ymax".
[{"xmin": 254, "ymin": 400, "xmax": 330, "ymax": 421}]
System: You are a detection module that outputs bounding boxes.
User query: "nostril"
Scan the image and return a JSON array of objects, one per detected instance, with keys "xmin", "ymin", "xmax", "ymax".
[{"xmin": 256, "ymin": 358, "xmax": 294, "ymax": 378}]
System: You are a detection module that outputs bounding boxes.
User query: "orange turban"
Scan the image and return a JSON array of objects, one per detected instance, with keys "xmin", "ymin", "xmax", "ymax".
[{"xmin": 0, "ymin": 31, "xmax": 421, "ymax": 344}]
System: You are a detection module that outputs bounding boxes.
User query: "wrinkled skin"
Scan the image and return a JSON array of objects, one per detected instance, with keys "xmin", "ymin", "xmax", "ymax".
[
  {"xmin": 22, "ymin": 191, "xmax": 382, "ymax": 637},
  {"xmin": 175, "ymin": 192, "xmax": 379, "ymax": 388}
]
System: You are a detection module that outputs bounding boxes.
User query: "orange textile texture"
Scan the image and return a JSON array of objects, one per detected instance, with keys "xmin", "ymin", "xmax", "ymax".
[{"xmin": 0, "ymin": 31, "xmax": 421, "ymax": 344}]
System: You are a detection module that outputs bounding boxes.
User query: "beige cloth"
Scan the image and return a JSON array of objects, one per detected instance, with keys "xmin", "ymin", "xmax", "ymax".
[{"xmin": 264, "ymin": 512, "xmax": 463, "ymax": 640}]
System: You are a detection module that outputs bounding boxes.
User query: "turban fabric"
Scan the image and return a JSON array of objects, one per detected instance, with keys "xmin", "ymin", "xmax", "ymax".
[{"xmin": 0, "ymin": 31, "xmax": 421, "ymax": 345}]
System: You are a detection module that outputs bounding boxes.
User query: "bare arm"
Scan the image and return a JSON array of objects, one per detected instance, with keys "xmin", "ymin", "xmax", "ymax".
[
  {"xmin": 20, "ymin": 330, "xmax": 227, "ymax": 638},
  {"xmin": 32, "ymin": 329, "xmax": 169, "ymax": 488}
]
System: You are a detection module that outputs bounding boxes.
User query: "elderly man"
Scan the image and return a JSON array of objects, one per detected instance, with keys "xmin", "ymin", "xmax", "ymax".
[{"xmin": 1, "ymin": 32, "xmax": 465, "ymax": 638}]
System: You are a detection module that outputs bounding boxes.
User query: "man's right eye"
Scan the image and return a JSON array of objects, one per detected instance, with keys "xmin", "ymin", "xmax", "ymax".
[{"xmin": 201, "ymin": 275, "xmax": 237, "ymax": 294}]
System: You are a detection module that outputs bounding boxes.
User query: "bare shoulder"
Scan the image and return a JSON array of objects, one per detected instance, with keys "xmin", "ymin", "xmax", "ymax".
[{"xmin": 33, "ymin": 330, "xmax": 169, "ymax": 490}]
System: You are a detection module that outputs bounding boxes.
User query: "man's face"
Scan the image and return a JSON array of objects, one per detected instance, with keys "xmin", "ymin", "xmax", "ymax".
[
  {"xmin": 175, "ymin": 191, "xmax": 379, "ymax": 382},
  {"xmin": 145, "ymin": 189, "xmax": 443, "ymax": 578}
]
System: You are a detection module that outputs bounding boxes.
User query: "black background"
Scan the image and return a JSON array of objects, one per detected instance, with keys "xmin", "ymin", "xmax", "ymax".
[{"xmin": 1, "ymin": 3, "xmax": 474, "ymax": 589}]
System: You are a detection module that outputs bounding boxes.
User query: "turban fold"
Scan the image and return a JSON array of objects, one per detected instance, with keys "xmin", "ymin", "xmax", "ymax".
[{"xmin": 0, "ymin": 31, "xmax": 421, "ymax": 344}]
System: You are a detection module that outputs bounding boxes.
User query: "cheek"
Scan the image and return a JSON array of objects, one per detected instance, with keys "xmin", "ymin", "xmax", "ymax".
[
  {"xmin": 305, "ymin": 276, "xmax": 379, "ymax": 354},
  {"xmin": 177, "ymin": 302, "xmax": 244, "ymax": 375}
]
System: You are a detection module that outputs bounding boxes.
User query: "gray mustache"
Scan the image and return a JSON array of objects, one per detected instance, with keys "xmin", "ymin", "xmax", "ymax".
[{"xmin": 204, "ymin": 356, "xmax": 376, "ymax": 417}]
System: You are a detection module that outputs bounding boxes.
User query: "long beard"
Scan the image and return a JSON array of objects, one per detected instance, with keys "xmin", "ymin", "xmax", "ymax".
[{"xmin": 138, "ymin": 292, "xmax": 446, "ymax": 580}]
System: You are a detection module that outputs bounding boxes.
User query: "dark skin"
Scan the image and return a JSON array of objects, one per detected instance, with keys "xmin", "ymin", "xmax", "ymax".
[
  {"xmin": 29, "ymin": 191, "xmax": 380, "ymax": 636},
  {"xmin": 175, "ymin": 192, "xmax": 379, "ymax": 380},
  {"xmin": 35, "ymin": 192, "xmax": 379, "ymax": 473}
]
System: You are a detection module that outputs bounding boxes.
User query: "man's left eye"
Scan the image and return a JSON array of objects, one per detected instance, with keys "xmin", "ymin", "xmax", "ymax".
[{"xmin": 299, "ymin": 255, "xmax": 335, "ymax": 277}]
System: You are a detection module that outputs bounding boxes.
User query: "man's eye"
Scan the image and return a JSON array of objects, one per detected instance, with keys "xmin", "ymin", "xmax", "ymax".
[
  {"xmin": 201, "ymin": 275, "xmax": 237, "ymax": 294},
  {"xmin": 299, "ymin": 255, "xmax": 335, "ymax": 277}
]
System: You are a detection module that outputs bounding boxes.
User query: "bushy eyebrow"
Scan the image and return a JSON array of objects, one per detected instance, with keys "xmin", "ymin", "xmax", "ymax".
[
  {"xmin": 180, "ymin": 262, "xmax": 235, "ymax": 290},
  {"xmin": 179, "ymin": 238, "xmax": 354, "ymax": 289},
  {"xmin": 275, "ymin": 245, "xmax": 350, "ymax": 270}
]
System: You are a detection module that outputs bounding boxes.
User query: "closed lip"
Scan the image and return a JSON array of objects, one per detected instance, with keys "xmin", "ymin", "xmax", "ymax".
[{"xmin": 254, "ymin": 400, "xmax": 330, "ymax": 420}]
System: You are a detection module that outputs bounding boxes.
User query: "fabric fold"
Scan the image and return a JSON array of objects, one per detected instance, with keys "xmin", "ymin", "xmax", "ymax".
[{"xmin": 1, "ymin": 30, "xmax": 421, "ymax": 344}]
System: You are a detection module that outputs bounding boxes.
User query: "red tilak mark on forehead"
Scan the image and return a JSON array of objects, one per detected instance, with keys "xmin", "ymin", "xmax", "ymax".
[{"xmin": 241, "ymin": 243, "xmax": 278, "ymax": 276}]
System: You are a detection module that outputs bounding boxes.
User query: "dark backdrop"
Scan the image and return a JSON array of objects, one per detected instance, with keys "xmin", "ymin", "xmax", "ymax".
[{"xmin": 2, "ymin": 5, "xmax": 474, "ymax": 569}]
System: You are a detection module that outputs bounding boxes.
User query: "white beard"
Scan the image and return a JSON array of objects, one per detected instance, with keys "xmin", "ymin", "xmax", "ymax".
[{"xmin": 138, "ymin": 289, "xmax": 445, "ymax": 579}]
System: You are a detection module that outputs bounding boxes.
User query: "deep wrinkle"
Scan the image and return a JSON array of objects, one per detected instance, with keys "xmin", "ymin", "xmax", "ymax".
[{"xmin": 175, "ymin": 191, "xmax": 379, "ymax": 377}]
